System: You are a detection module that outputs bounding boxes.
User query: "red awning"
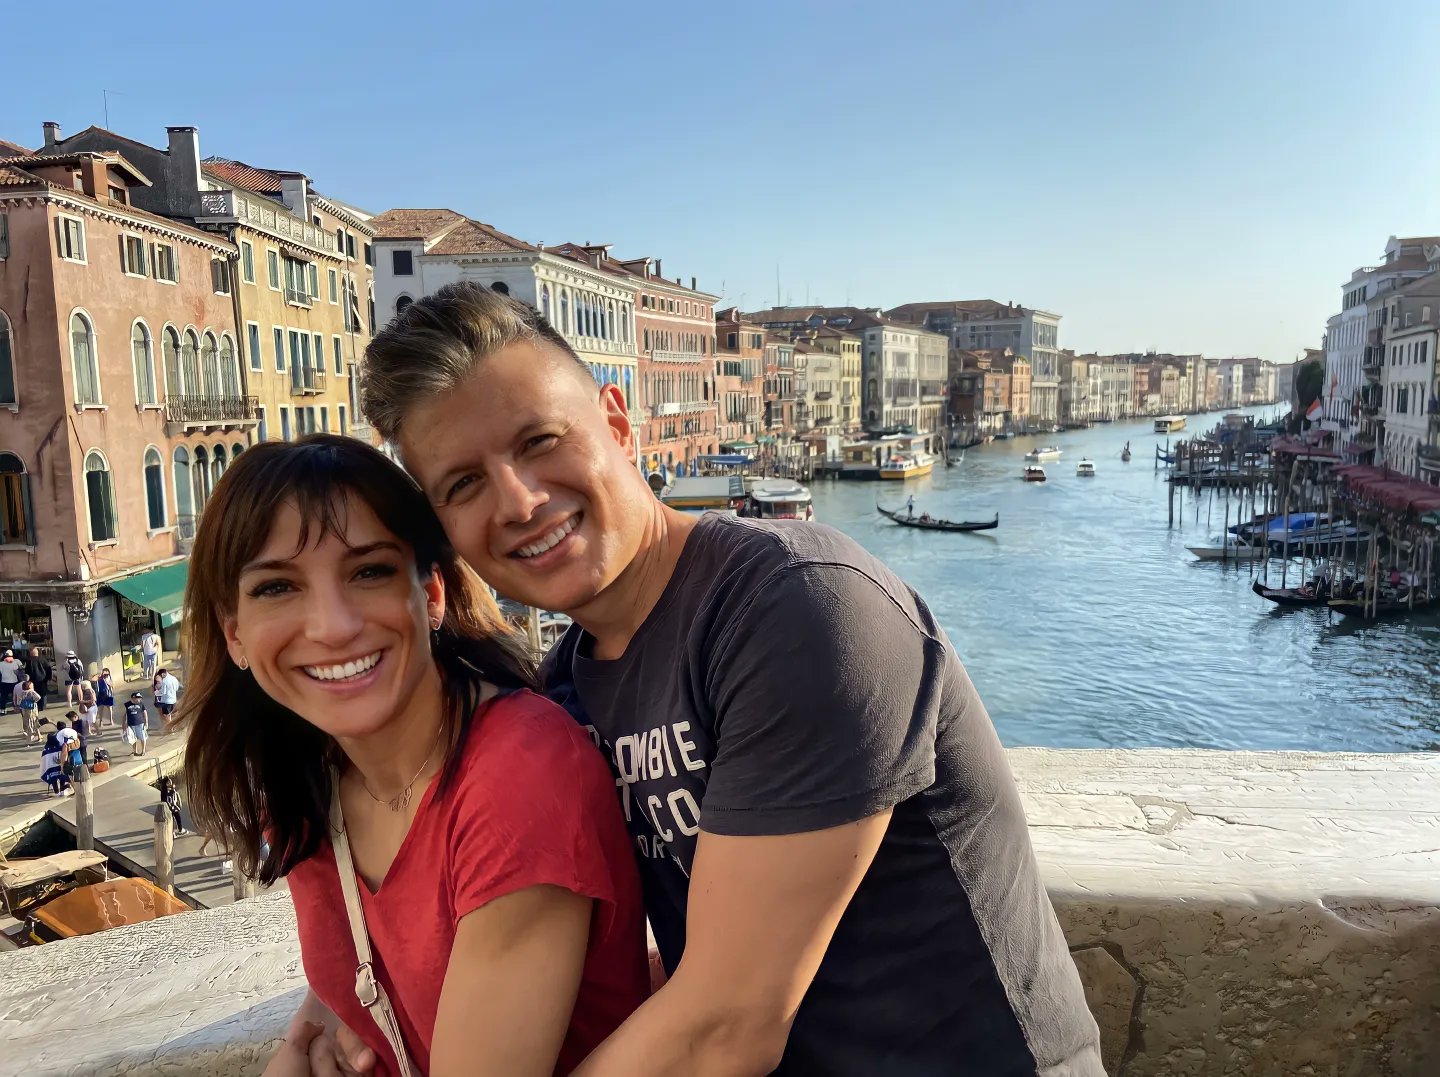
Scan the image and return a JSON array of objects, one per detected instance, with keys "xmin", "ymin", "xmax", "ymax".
[{"xmin": 1336, "ymin": 465, "xmax": 1440, "ymax": 513}]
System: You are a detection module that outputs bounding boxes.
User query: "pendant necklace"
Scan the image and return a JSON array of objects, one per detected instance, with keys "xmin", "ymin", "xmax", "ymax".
[{"xmin": 359, "ymin": 727, "xmax": 444, "ymax": 813}]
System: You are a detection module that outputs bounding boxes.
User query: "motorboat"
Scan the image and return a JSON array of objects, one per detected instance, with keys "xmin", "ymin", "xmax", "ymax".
[
  {"xmin": 1076, "ymin": 459, "xmax": 1096, "ymax": 477},
  {"xmin": 1186, "ymin": 539, "xmax": 1268, "ymax": 561},
  {"xmin": 1023, "ymin": 465, "xmax": 1047, "ymax": 482},
  {"xmin": 746, "ymin": 478, "xmax": 815, "ymax": 521},
  {"xmin": 879, "ymin": 452, "xmax": 935, "ymax": 480},
  {"xmin": 1024, "ymin": 446, "xmax": 1062, "ymax": 462},
  {"xmin": 1155, "ymin": 415, "xmax": 1187, "ymax": 433}
]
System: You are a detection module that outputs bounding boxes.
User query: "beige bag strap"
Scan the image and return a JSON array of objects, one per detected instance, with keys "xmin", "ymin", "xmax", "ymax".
[{"xmin": 328, "ymin": 769, "xmax": 419, "ymax": 1077}]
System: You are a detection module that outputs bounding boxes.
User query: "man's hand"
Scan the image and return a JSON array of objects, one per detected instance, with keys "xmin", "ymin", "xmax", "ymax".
[{"xmin": 264, "ymin": 1008, "xmax": 375, "ymax": 1077}]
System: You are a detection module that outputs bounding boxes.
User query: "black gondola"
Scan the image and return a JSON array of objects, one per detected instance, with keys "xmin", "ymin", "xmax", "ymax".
[
  {"xmin": 877, "ymin": 506, "xmax": 999, "ymax": 532},
  {"xmin": 1252, "ymin": 579, "xmax": 1330, "ymax": 608}
]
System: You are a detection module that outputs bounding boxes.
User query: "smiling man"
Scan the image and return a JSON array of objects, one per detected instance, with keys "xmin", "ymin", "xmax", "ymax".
[{"xmin": 362, "ymin": 283, "xmax": 1103, "ymax": 1076}]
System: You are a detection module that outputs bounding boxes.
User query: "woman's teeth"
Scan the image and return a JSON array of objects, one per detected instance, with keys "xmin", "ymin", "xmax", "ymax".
[
  {"xmin": 304, "ymin": 652, "xmax": 382, "ymax": 682},
  {"xmin": 516, "ymin": 515, "xmax": 577, "ymax": 559}
]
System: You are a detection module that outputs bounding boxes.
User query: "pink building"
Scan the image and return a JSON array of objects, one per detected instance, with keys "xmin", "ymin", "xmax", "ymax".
[{"xmin": 0, "ymin": 146, "xmax": 252, "ymax": 674}]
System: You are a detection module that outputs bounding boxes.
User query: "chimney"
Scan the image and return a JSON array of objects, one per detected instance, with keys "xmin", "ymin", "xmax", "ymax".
[
  {"xmin": 77, "ymin": 154, "xmax": 108, "ymax": 198},
  {"xmin": 42, "ymin": 122, "xmax": 60, "ymax": 149},
  {"xmin": 691, "ymin": 276, "xmax": 697, "ymax": 291},
  {"xmin": 165, "ymin": 126, "xmax": 203, "ymax": 213},
  {"xmin": 280, "ymin": 175, "xmax": 309, "ymax": 220},
  {"xmin": 654, "ymin": 258, "xmax": 663, "ymax": 279}
]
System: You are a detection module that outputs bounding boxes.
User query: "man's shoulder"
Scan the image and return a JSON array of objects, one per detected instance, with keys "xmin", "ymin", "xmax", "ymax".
[{"xmin": 688, "ymin": 515, "xmax": 887, "ymax": 586}]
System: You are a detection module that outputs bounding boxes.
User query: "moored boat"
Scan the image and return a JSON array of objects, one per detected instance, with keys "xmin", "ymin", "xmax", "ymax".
[
  {"xmin": 746, "ymin": 478, "xmax": 815, "ymax": 521},
  {"xmin": 1076, "ymin": 459, "xmax": 1096, "ymax": 477},
  {"xmin": 1186, "ymin": 539, "xmax": 1268, "ymax": 561},
  {"xmin": 1328, "ymin": 589, "xmax": 1437, "ymax": 620},
  {"xmin": 1023, "ymin": 464, "xmax": 1047, "ymax": 482},
  {"xmin": 879, "ymin": 452, "xmax": 935, "ymax": 480}
]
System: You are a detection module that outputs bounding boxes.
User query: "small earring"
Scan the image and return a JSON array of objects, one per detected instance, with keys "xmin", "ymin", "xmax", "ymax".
[
  {"xmin": 430, "ymin": 618, "xmax": 441, "ymax": 630},
  {"xmin": 238, "ymin": 656, "xmax": 249, "ymax": 671}
]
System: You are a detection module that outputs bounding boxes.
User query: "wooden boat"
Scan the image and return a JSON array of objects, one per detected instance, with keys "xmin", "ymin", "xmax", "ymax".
[
  {"xmin": 25, "ymin": 877, "xmax": 189, "ymax": 946},
  {"xmin": 1024, "ymin": 446, "xmax": 1062, "ymax": 461},
  {"xmin": 877, "ymin": 506, "xmax": 998, "ymax": 532},
  {"xmin": 1251, "ymin": 578, "xmax": 1349, "ymax": 608},
  {"xmin": 1076, "ymin": 459, "xmax": 1096, "ymax": 477},
  {"xmin": 1120, "ymin": 442, "xmax": 1132, "ymax": 462},
  {"xmin": 1186, "ymin": 540, "xmax": 1268, "ymax": 561},
  {"xmin": 879, "ymin": 452, "xmax": 935, "ymax": 480},
  {"xmin": 1, "ymin": 851, "xmax": 108, "ymax": 920},
  {"xmin": 1329, "ymin": 590, "xmax": 1437, "ymax": 620},
  {"xmin": 1023, "ymin": 465, "xmax": 1047, "ymax": 482}
]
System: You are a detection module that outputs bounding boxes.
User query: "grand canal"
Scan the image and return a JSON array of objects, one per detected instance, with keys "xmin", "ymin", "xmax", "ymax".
[{"xmin": 809, "ymin": 410, "xmax": 1440, "ymax": 753}]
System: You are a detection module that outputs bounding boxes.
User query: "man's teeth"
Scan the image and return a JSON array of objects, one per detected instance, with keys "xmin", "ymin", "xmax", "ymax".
[
  {"xmin": 304, "ymin": 652, "xmax": 382, "ymax": 682},
  {"xmin": 516, "ymin": 516, "xmax": 577, "ymax": 559}
]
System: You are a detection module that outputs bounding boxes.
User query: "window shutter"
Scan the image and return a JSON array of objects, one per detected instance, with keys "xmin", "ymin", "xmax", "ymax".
[
  {"xmin": 119, "ymin": 234, "xmax": 128, "ymax": 271},
  {"xmin": 54, "ymin": 217, "xmax": 62, "ymax": 255},
  {"xmin": 21, "ymin": 473, "xmax": 36, "ymax": 547}
]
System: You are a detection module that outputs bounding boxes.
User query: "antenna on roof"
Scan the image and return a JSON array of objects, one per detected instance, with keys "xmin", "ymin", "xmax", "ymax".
[{"xmin": 102, "ymin": 89, "xmax": 124, "ymax": 130}]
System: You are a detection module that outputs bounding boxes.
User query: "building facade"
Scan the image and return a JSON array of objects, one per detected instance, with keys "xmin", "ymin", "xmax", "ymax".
[
  {"xmin": 713, "ymin": 309, "xmax": 765, "ymax": 449},
  {"xmin": 1378, "ymin": 273, "xmax": 1440, "ymax": 479},
  {"xmin": 0, "ymin": 148, "xmax": 251, "ymax": 675}
]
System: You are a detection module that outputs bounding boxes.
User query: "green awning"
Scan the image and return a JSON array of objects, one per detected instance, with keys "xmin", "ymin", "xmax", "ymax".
[{"xmin": 107, "ymin": 561, "xmax": 188, "ymax": 628}]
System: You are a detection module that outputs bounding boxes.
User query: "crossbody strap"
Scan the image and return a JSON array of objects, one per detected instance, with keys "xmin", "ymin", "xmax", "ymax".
[{"xmin": 328, "ymin": 769, "xmax": 419, "ymax": 1077}]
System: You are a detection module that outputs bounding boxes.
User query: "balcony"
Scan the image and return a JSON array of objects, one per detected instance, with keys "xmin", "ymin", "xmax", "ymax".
[
  {"xmin": 650, "ymin": 349, "xmax": 706, "ymax": 365},
  {"xmin": 164, "ymin": 394, "xmax": 259, "ymax": 433},
  {"xmin": 196, "ymin": 189, "xmax": 339, "ymax": 256},
  {"xmin": 654, "ymin": 401, "xmax": 710, "ymax": 416},
  {"xmin": 890, "ymin": 396, "xmax": 918, "ymax": 407},
  {"xmin": 1367, "ymin": 328, "xmax": 1384, "ymax": 346},
  {"xmin": 284, "ymin": 286, "xmax": 313, "ymax": 308},
  {"xmin": 813, "ymin": 391, "xmax": 833, "ymax": 401},
  {"xmin": 290, "ymin": 367, "xmax": 327, "ymax": 396}
]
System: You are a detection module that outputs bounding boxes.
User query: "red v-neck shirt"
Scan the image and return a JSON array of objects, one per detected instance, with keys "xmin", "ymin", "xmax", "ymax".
[{"xmin": 287, "ymin": 690, "xmax": 649, "ymax": 1076}]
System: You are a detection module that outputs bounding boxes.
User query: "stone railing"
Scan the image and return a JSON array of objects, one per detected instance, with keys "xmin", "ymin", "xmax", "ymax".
[{"xmin": 2, "ymin": 748, "xmax": 1436, "ymax": 1076}]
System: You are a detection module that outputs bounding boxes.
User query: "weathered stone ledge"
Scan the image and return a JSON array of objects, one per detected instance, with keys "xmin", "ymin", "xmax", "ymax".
[{"xmin": 1, "ymin": 748, "xmax": 1436, "ymax": 1076}]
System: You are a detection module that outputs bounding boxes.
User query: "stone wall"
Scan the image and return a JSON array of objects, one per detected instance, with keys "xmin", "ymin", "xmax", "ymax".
[{"xmin": 2, "ymin": 748, "xmax": 1437, "ymax": 1076}]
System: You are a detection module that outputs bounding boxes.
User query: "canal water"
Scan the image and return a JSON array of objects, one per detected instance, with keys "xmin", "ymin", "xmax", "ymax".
[{"xmin": 808, "ymin": 410, "xmax": 1440, "ymax": 753}]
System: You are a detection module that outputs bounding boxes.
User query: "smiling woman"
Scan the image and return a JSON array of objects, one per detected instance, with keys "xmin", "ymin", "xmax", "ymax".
[{"xmin": 179, "ymin": 435, "xmax": 648, "ymax": 1077}]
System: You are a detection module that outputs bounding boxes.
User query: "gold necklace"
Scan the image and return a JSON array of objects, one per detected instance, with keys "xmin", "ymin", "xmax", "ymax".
[{"xmin": 358, "ymin": 727, "xmax": 444, "ymax": 813}]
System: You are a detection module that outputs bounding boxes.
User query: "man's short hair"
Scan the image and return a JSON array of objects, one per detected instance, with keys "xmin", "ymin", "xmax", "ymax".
[{"xmin": 361, "ymin": 282, "xmax": 591, "ymax": 442}]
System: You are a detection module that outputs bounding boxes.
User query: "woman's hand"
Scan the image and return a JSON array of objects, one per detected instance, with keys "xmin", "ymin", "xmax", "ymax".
[{"xmin": 264, "ymin": 1004, "xmax": 376, "ymax": 1076}]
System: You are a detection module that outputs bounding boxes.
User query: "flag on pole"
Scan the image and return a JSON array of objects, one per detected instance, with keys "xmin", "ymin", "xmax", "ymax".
[{"xmin": 1306, "ymin": 398, "xmax": 1324, "ymax": 421}]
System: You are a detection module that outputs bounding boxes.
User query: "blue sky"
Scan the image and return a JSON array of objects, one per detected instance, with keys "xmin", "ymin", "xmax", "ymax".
[{"xmin": 8, "ymin": 0, "xmax": 1440, "ymax": 362}]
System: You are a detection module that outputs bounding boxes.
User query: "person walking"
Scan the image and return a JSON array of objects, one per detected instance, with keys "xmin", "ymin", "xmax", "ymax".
[
  {"xmin": 153, "ymin": 668, "xmax": 181, "ymax": 723},
  {"xmin": 122, "ymin": 692, "xmax": 150, "ymax": 756},
  {"xmin": 62, "ymin": 651, "xmax": 86, "ymax": 706},
  {"xmin": 76, "ymin": 678, "xmax": 98, "ymax": 735},
  {"xmin": 139, "ymin": 627, "xmax": 160, "ymax": 682},
  {"xmin": 16, "ymin": 678, "xmax": 41, "ymax": 741},
  {"xmin": 39, "ymin": 730, "xmax": 69, "ymax": 797},
  {"xmin": 25, "ymin": 650, "xmax": 51, "ymax": 713},
  {"xmin": 0, "ymin": 648, "xmax": 21, "ymax": 716},
  {"xmin": 93, "ymin": 668, "xmax": 115, "ymax": 731}
]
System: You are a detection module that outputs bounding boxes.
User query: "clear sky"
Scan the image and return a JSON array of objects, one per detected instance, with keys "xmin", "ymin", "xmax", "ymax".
[{"xmin": 8, "ymin": 0, "xmax": 1440, "ymax": 362}]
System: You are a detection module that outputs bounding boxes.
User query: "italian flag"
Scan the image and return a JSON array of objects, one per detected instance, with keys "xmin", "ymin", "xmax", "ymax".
[{"xmin": 1306, "ymin": 398, "xmax": 1324, "ymax": 421}]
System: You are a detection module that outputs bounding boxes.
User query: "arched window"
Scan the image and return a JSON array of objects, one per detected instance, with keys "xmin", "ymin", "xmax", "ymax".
[
  {"xmin": 491, "ymin": 281, "xmax": 509, "ymax": 296},
  {"xmin": 540, "ymin": 285, "xmax": 551, "ymax": 322},
  {"xmin": 0, "ymin": 451, "xmax": 33, "ymax": 546},
  {"xmin": 193, "ymin": 446, "xmax": 210, "ymax": 508},
  {"xmin": 201, "ymin": 332, "xmax": 220, "ymax": 397},
  {"xmin": 396, "ymin": 295, "xmax": 413, "ymax": 315},
  {"xmin": 83, "ymin": 450, "xmax": 116, "ymax": 542},
  {"xmin": 607, "ymin": 301, "xmax": 616, "ymax": 342},
  {"xmin": 162, "ymin": 328, "xmax": 182, "ymax": 397},
  {"xmin": 219, "ymin": 335, "xmax": 239, "ymax": 397},
  {"xmin": 132, "ymin": 322, "xmax": 156, "ymax": 404},
  {"xmin": 143, "ymin": 447, "xmax": 165, "ymax": 530},
  {"xmin": 0, "ymin": 309, "xmax": 15, "ymax": 406},
  {"xmin": 212, "ymin": 444, "xmax": 226, "ymax": 483},
  {"xmin": 232, "ymin": 443, "xmax": 245, "ymax": 458},
  {"xmin": 71, "ymin": 313, "xmax": 100, "ymax": 404},
  {"xmin": 172, "ymin": 446, "xmax": 194, "ymax": 532},
  {"xmin": 559, "ymin": 291, "xmax": 570, "ymax": 334},
  {"xmin": 182, "ymin": 330, "xmax": 201, "ymax": 399}
]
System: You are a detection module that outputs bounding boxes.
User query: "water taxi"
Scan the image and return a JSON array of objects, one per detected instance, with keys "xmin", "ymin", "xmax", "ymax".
[
  {"xmin": 1024, "ymin": 446, "xmax": 1062, "ymax": 462},
  {"xmin": 1155, "ymin": 415, "xmax": 1187, "ymax": 433},
  {"xmin": 879, "ymin": 452, "xmax": 935, "ymax": 480},
  {"xmin": 1076, "ymin": 459, "xmax": 1096, "ymax": 477},
  {"xmin": 746, "ymin": 478, "xmax": 816, "ymax": 521},
  {"xmin": 1023, "ymin": 465, "xmax": 1047, "ymax": 482}
]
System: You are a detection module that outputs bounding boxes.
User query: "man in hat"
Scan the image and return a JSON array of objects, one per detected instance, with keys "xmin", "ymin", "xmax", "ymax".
[
  {"xmin": 0, "ymin": 648, "xmax": 21, "ymax": 716},
  {"xmin": 62, "ymin": 650, "xmax": 86, "ymax": 707}
]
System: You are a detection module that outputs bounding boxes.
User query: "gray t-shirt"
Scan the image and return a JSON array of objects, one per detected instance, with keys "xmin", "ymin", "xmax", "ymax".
[{"xmin": 545, "ymin": 515, "xmax": 1103, "ymax": 1076}]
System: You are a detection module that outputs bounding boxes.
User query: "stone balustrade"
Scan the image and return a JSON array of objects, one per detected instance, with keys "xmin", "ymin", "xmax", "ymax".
[{"xmin": 2, "ymin": 748, "xmax": 1437, "ymax": 1076}]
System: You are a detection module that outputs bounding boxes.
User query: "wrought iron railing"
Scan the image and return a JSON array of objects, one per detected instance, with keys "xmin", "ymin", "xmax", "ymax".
[{"xmin": 164, "ymin": 395, "xmax": 258, "ymax": 424}]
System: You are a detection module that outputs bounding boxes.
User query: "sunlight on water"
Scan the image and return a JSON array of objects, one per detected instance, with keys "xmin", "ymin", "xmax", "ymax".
[{"xmin": 810, "ymin": 412, "xmax": 1440, "ymax": 752}]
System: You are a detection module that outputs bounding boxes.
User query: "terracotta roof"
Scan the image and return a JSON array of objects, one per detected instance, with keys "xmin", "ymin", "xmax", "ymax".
[
  {"xmin": 886, "ymin": 299, "xmax": 1027, "ymax": 323},
  {"xmin": 428, "ymin": 219, "xmax": 535, "ymax": 255},
  {"xmin": 202, "ymin": 156, "xmax": 301, "ymax": 196},
  {"xmin": 370, "ymin": 208, "xmax": 466, "ymax": 240},
  {"xmin": 0, "ymin": 150, "xmax": 151, "ymax": 187},
  {"xmin": 0, "ymin": 164, "xmax": 37, "ymax": 187},
  {"xmin": 0, "ymin": 138, "xmax": 32, "ymax": 157}
]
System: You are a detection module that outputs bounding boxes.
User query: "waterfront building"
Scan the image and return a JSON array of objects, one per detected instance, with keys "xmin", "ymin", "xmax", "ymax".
[
  {"xmin": 369, "ymin": 212, "xmax": 639, "ymax": 432},
  {"xmin": 0, "ymin": 146, "xmax": 246, "ymax": 674},
  {"xmin": 1218, "ymin": 360, "xmax": 1246, "ymax": 410},
  {"xmin": 714, "ymin": 308, "xmax": 765, "ymax": 450},
  {"xmin": 1377, "ymin": 272, "xmax": 1440, "ymax": 479},
  {"xmin": 886, "ymin": 300, "xmax": 1062, "ymax": 425},
  {"xmin": 1100, "ymin": 359, "xmax": 1134, "ymax": 420},
  {"xmin": 1321, "ymin": 235, "xmax": 1438, "ymax": 459},
  {"xmin": 793, "ymin": 325, "xmax": 862, "ymax": 434},
  {"xmin": 950, "ymin": 350, "xmax": 1011, "ymax": 433},
  {"xmin": 1131, "ymin": 361, "xmax": 1155, "ymax": 415},
  {"xmin": 1275, "ymin": 357, "xmax": 1301, "ymax": 408},
  {"xmin": 43, "ymin": 124, "xmax": 375, "ymax": 446}
]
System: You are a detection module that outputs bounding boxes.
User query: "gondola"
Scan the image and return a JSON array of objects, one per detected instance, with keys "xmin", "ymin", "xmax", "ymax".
[
  {"xmin": 1328, "ymin": 590, "xmax": 1437, "ymax": 620},
  {"xmin": 877, "ymin": 506, "xmax": 999, "ymax": 532},
  {"xmin": 1251, "ymin": 578, "xmax": 1337, "ymax": 608}
]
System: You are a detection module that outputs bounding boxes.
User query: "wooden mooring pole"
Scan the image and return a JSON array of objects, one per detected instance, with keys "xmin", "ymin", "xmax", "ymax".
[
  {"xmin": 74, "ymin": 765, "xmax": 95, "ymax": 852},
  {"xmin": 231, "ymin": 855, "xmax": 257, "ymax": 902},
  {"xmin": 154, "ymin": 805, "xmax": 175, "ymax": 895}
]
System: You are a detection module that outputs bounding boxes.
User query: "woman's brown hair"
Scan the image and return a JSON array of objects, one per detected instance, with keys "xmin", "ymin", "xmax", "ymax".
[{"xmin": 179, "ymin": 434, "xmax": 536, "ymax": 885}]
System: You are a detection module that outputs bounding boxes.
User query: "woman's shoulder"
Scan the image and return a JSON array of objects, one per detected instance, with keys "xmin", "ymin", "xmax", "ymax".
[{"xmin": 461, "ymin": 688, "xmax": 596, "ymax": 772}]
